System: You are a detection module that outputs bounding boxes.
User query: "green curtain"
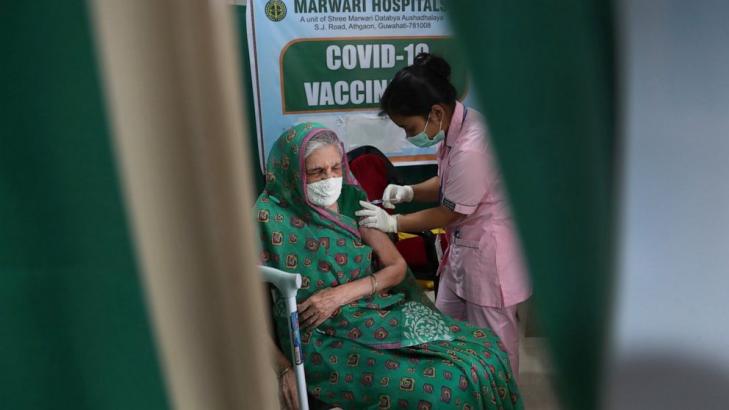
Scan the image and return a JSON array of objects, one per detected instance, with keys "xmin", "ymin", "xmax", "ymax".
[
  {"xmin": 0, "ymin": 2, "xmax": 169, "ymax": 409},
  {"xmin": 447, "ymin": 2, "xmax": 616, "ymax": 409}
]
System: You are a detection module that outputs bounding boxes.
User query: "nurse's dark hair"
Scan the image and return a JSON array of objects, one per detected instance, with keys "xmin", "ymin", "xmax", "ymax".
[{"xmin": 380, "ymin": 53, "xmax": 457, "ymax": 118}]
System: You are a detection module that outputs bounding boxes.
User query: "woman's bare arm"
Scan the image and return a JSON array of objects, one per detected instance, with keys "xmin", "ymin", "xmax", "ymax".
[
  {"xmin": 410, "ymin": 176, "xmax": 441, "ymax": 202},
  {"xmin": 396, "ymin": 205, "xmax": 463, "ymax": 233},
  {"xmin": 298, "ymin": 227, "xmax": 406, "ymax": 328}
]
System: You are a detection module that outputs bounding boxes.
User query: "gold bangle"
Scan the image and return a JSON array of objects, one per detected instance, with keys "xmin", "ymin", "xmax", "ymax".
[
  {"xmin": 278, "ymin": 366, "xmax": 291, "ymax": 379},
  {"xmin": 370, "ymin": 274, "xmax": 378, "ymax": 297}
]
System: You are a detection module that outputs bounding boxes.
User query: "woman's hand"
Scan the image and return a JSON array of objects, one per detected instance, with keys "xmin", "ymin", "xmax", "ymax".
[
  {"xmin": 356, "ymin": 201, "xmax": 398, "ymax": 233},
  {"xmin": 382, "ymin": 184, "xmax": 414, "ymax": 209},
  {"xmin": 298, "ymin": 287, "xmax": 344, "ymax": 329},
  {"xmin": 279, "ymin": 367, "xmax": 299, "ymax": 410}
]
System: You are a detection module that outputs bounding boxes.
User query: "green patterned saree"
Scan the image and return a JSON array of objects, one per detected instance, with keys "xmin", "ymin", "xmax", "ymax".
[{"xmin": 256, "ymin": 123, "xmax": 522, "ymax": 409}]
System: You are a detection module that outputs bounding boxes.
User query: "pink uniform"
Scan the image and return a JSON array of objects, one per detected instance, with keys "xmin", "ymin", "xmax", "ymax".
[{"xmin": 435, "ymin": 101, "xmax": 532, "ymax": 377}]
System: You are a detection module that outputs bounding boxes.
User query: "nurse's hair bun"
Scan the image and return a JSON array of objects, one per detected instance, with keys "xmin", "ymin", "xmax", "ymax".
[
  {"xmin": 413, "ymin": 53, "xmax": 451, "ymax": 80},
  {"xmin": 380, "ymin": 52, "xmax": 457, "ymax": 117}
]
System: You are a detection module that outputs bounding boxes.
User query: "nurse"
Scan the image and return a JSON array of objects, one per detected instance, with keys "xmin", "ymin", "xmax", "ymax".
[{"xmin": 356, "ymin": 53, "xmax": 531, "ymax": 377}]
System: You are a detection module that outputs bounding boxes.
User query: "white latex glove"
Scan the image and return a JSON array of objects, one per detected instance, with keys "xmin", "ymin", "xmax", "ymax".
[
  {"xmin": 355, "ymin": 201, "xmax": 398, "ymax": 233},
  {"xmin": 382, "ymin": 184, "xmax": 414, "ymax": 209}
]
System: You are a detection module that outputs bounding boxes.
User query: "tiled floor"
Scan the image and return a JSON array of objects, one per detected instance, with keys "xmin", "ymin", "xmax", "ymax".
[{"xmin": 519, "ymin": 337, "xmax": 561, "ymax": 409}]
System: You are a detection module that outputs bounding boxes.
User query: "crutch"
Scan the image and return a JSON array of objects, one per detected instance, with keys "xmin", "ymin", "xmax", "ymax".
[{"xmin": 260, "ymin": 266, "xmax": 309, "ymax": 410}]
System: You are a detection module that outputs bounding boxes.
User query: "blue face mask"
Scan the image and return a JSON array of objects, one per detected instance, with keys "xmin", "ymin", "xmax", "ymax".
[{"xmin": 407, "ymin": 112, "xmax": 444, "ymax": 147}]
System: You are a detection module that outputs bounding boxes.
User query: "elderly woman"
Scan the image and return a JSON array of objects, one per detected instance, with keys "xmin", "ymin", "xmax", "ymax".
[{"xmin": 256, "ymin": 122, "xmax": 522, "ymax": 410}]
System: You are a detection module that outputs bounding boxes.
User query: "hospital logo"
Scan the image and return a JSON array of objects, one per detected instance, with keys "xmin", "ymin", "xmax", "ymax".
[{"xmin": 265, "ymin": 0, "xmax": 287, "ymax": 22}]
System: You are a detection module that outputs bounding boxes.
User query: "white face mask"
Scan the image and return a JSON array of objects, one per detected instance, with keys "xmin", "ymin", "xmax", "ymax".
[{"xmin": 306, "ymin": 177, "xmax": 343, "ymax": 207}]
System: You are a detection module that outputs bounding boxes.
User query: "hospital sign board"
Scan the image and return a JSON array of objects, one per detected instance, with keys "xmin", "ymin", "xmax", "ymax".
[{"xmin": 246, "ymin": 0, "xmax": 474, "ymax": 169}]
